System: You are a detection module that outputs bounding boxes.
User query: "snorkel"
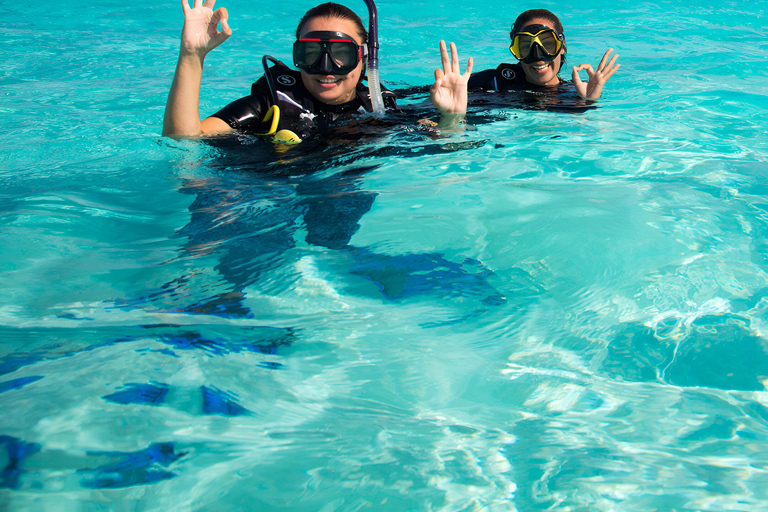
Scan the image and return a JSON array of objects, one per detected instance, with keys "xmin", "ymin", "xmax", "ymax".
[{"xmin": 362, "ymin": 0, "xmax": 385, "ymax": 115}]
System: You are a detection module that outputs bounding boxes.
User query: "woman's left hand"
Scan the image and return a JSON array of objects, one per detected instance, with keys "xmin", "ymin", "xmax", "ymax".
[
  {"xmin": 430, "ymin": 40, "xmax": 473, "ymax": 114},
  {"xmin": 572, "ymin": 48, "xmax": 620, "ymax": 101}
]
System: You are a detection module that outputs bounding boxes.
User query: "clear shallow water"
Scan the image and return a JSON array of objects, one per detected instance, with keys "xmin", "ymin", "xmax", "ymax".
[{"xmin": 2, "ymin": 0, "xmax": 768, "ymax": 510}]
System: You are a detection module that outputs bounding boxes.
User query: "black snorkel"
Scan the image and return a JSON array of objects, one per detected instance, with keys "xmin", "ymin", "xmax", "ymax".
[
  {"xmin": 262, "ymin": 55, "xmax": 280, "ymax": 105},
  {"xmin": 362, "ymin": 0, "xmax": 385, "ymax": 115}
]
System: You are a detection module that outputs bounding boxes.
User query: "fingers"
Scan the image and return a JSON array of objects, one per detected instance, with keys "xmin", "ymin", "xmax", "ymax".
[
  {"xmin": 211, "ymin": 7, "xmax": 228, "ymax": 22},
  {"xmin": 186, "ymin": 0, "xmax": 219, "ymax": 12},
  {"xmin": 210, "ymin": 7, "xmax": 231, "ymax": 41},
  {"xmin": 450, "ymin": 42, "xmax": 459, "ymax": 72},
  {"xmin": 601, "ymin": 54, "xmax": 619, "ymax": 80},
  {"xmin": 430, "ymin": 70, "xmax": 443, "ymax": 106},
  {"xmin": 575, "ymin": 63, "xmax": 595, "ymax": 78},
  {"xmin": 588, "ymin": 50, "xmax": 620, "ymax": 84},
  {"xmin": 571, "ymin": 65, "xmax": 583, "ymax": 85},
  {"xmin": 438, "ymin": 40, "xmax": 470, "ymax": 76},
  {"xmin": 220, "ymin": 16, "xmax": 232, "ymax": 37},
  {"xmin": 439, "ymin": 40, "xmax": 451, "ymax": 73},
  {"xmin": 602, "ymin": 62, "xmax": 620, "ymax": 81},
  {"xmin": 597, "ymin": 48, "xmax": 613, "ymax": 70},
  {"xmin": 464, "ymin": 56, "xmax": 473, "ymax": 78},
  {"xmin": 603, "ymin": 53, "xmax": 619, "ymax": 75}
]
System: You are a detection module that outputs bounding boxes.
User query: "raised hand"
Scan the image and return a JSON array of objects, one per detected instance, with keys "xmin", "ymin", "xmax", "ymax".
[
  {"xmin": 179, "ymin": 0, "xmax": 232, "ymax": 60},
  {"xmin": 572, "ymin": 48, "xmax": 620, "ymax": 101},
  {"xmin": 430, "ymin": 41, "xmax": 473, "ymax": 114},
  {"xmin": 163, "ymin": 0, "xmax": 234, "ymax": 136}
]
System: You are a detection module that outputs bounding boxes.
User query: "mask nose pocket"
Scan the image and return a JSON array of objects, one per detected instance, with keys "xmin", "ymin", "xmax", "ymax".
[
  {"xmin": 530, "ymin": 44, "xmax": 546, "ymax": 61},
  {"xmin": 523, "ymin": 41, "xmax": 556, "ymax": 64},
  {"xmin": 319, "ymin": 53, "xmax": 334, "ymax": 74}
]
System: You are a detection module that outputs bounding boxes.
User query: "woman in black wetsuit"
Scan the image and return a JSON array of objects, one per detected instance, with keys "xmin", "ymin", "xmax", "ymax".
[
  {"xmin": 162, "ymin": 1, "xmax": 397, "ymax": 140},
  {"xmin": 429, "ymin": 9, "xmax": 620, "ymax": 115}
]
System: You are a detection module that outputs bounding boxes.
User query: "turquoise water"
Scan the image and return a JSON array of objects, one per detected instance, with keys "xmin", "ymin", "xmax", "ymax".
[{"xmin": 3, "ymin": 0, "xmax": 768, "ymax": 510}]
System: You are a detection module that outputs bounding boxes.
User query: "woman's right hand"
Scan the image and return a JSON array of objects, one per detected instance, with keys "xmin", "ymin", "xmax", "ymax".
[
  {"xmin": 163, "ymin": 0, "xmax": 234, "ymax": 136},
  {"xmin": 430, "ymin": 40, "xmax": 473, "ymax": 114},
  {"xmin": 571, "ymin": 48, "xmax": 620, "ymax": 101},
  {"xmin": 179, "ymin": 0, "xmax": 232, "ymax": 60}
]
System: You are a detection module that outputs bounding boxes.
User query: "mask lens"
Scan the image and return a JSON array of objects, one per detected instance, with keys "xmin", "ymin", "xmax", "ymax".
[
  {"xmin": 516, "ymin": 34, "xmax": 534, "ymax": 59},
  {"xmin": 329, "ymin": 41, "xmax": 358, "ymax": 69},
  {"xmin": 537, "ymin": 31, "xmax": 559, "ymax": 55},
  {"xmin": 294, "ymin": 41, "xmax": 323, "ymax": 67}
]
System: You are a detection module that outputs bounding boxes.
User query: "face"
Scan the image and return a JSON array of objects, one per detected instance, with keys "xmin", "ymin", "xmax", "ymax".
[
  {"xmin": 518, "ymin": 18, "xmax": 563, "ymax": 87},
  {"xmin": 298, "ymin": 17, "xmax": 365, "ymax": 105}
]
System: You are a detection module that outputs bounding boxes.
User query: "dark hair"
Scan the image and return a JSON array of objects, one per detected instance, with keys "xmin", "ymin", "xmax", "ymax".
[
  {"xmin": 296, "ymin": 3, "xmax": 368, "ymax": 43},
  {"xmin": 511, "ymin": 9, "xmax": 567, "ymax": 72}
]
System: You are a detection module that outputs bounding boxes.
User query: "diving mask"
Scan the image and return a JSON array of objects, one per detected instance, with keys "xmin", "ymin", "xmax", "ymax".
[
  {"xmin": 293, "ymin": 31, "xmax": 367, "ymax": 75},
  {"xmin": 510, "ymin": 24, "xmax": 565, "ymax": 63}
]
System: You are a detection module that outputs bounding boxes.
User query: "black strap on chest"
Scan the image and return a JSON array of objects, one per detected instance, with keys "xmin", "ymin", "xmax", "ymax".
[
  {"xmin": 258, "ymin": 57, "xmax": 312, "ymax": 111},
  {"xmin": 256, "ymin": 57, "xmax": 314, "ymax": 137}
]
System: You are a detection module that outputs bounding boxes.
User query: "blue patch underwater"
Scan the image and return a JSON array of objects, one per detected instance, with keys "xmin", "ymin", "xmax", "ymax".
[{"xmin": 78, "ymin": 442, "xmax": 187, "ymax": 489}]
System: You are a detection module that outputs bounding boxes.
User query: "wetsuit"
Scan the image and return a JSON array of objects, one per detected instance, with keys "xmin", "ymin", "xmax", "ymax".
[
  {"xmin": 466, "ymin": 62, "xmax": 593, "ymax": 113},
  {"xmin": 467, "ymin": 63, "xmax": 565, "ymax": 91},
  {"xmin": 212, "ymin": 62, "xmax": 398, "ymax": 140}
]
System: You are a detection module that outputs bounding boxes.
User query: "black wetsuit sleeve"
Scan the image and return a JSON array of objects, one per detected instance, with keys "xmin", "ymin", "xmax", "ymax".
[
  {"xmin": 468, "ymin": 69, "xmax": 498, "ymax": 91},
  {"xmin": 209, "ymin": 82, "xmax": 272, "ymax": 132}
]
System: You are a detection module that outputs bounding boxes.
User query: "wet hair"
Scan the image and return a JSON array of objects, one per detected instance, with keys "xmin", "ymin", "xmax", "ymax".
[
  {"xmin": 511, "ymin": 9, "xmax": 567, "ymax": 71},
  {"xmin": 296, "ymin": 3, "xmax": 368, "ymax": 43}
]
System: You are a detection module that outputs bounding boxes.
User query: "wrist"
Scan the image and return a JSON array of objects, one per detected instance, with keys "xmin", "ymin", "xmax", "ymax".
[
  {"xmin": 585, "ymin": 90, "xmax": 601, "ymax": 102},
  {"xmin": 438, "ymin": 103, "xmax": 467, "ymax": 115},
  {"xmin": 179, "ymin": 42, "xmax": 207, "ymax": 62},
  {"xmin": 177, "ymin": 52, "xmax": 205, "ymax": 70}
]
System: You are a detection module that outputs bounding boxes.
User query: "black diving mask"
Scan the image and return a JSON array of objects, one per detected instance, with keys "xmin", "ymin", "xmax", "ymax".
[
  {"xmin": 510, "ymin": 24, "xmax": 565, "ymax": 63},
  {"xmin": 293, "ymin": 31, "xmax": 367, "ymax": 75}
]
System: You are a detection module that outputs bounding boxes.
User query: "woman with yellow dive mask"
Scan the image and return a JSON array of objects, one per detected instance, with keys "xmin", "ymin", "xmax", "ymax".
[{"xmin": 429, "ymin": 9, "xmax": 620, "ymax": 115}]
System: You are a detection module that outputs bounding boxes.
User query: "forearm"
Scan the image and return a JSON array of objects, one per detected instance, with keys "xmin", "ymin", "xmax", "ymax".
[{"xmin": 162, "ymin": 55, "xmax": 206, "ymax": 137}]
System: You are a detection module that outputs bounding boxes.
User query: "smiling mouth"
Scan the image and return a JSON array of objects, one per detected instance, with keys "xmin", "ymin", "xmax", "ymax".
[
  {"xmin": 531, "ymin": 64, "xmax": 549, "ymax": 71},
  {"xmin": 318, "ymin": 77, "xmax": 342, "ymax": 84}
]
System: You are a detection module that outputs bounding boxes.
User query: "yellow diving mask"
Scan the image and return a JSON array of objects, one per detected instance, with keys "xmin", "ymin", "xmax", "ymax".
[{"xmin": 510, "ymin": 24, "xmax": 565, "ymax": 63}]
